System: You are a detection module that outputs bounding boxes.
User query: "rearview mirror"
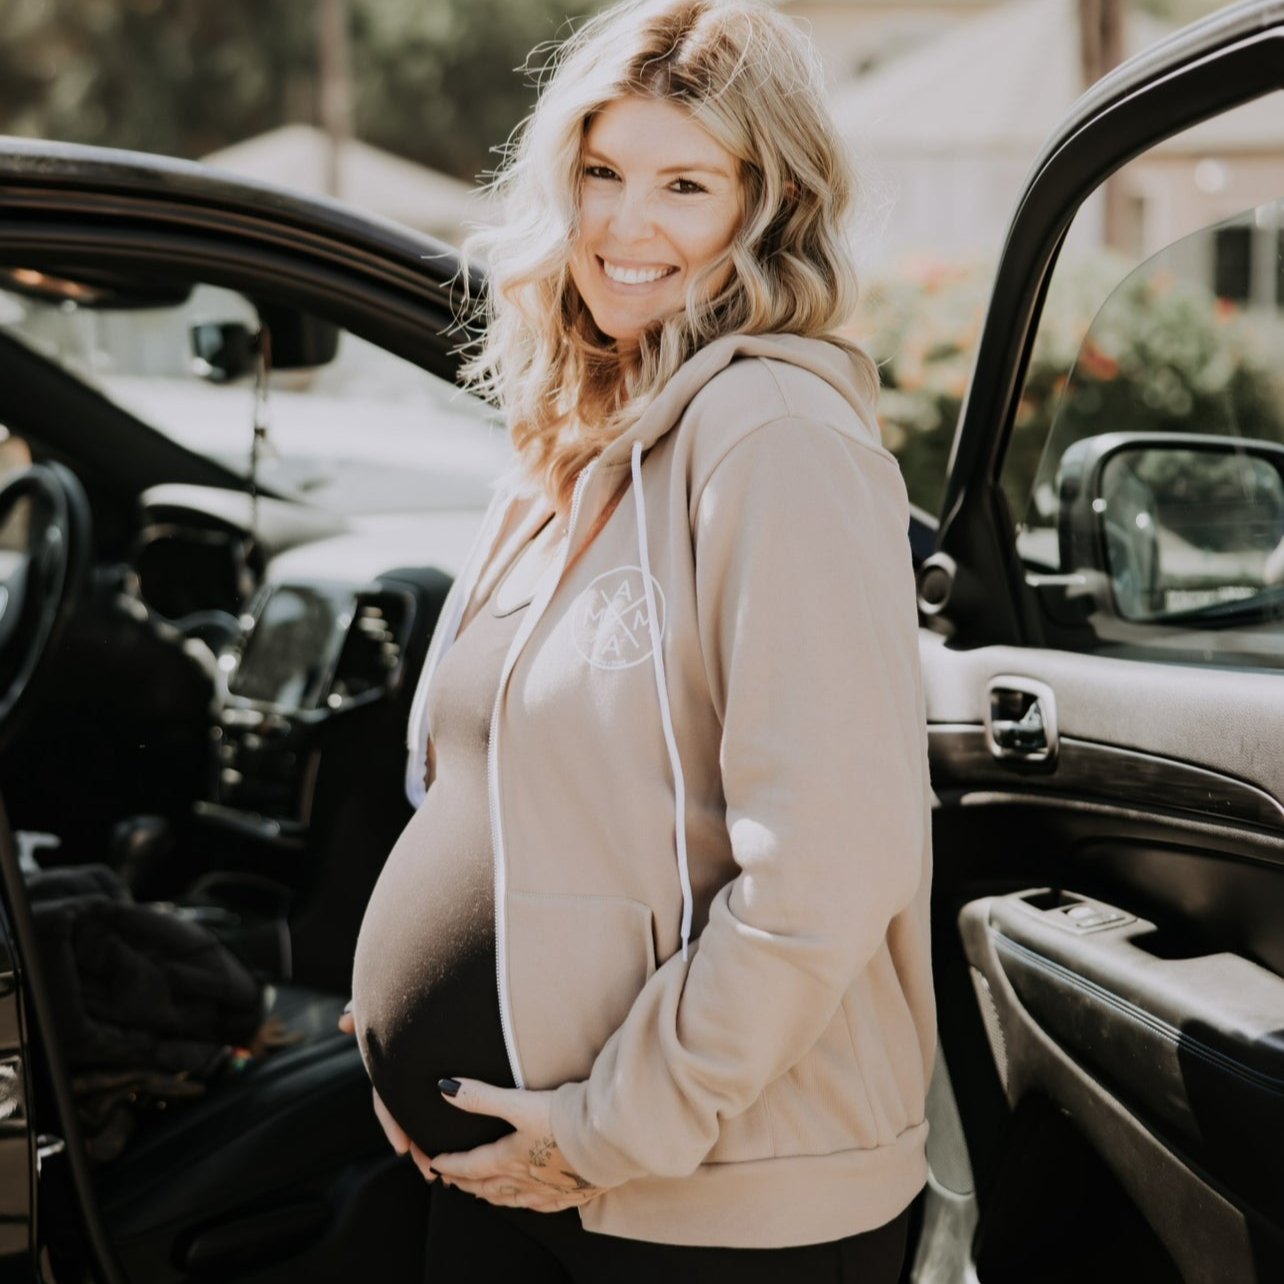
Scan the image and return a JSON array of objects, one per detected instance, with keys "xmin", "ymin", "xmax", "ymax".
[
  {"xmin": 191, "ymin": 322, "xmax": 256, "ymax": 383},
  {"xmin": 191, "ymin": 306, "xmax": 341, "ymax": 383},
  {"xmin": 253, "ymin": 300, "xmax": 341, "ymax": 370},
  {"xmin": 1057, "ymin": 432, "xmax": 1284, "ymax": 621}
]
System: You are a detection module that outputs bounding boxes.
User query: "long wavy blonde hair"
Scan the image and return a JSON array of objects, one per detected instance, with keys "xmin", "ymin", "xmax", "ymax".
[{"xmin": 460, "ymin": 0, "xmax": 877, "ymax": 511}]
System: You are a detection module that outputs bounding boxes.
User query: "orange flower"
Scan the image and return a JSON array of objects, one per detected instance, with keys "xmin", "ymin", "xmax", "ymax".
[{"xmin": 1078, "ymin": 340, "xmax": 1119, "ymax": 381}]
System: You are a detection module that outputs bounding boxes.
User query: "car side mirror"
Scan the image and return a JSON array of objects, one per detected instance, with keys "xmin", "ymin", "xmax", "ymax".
[{"xmin": 1056, "ymin": 432, "xmax": 1284, "ymax": 621}]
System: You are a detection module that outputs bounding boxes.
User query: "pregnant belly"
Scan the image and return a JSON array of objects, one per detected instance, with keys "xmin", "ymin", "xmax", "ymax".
[{"xmin": 349, "ymin": 783, "xmax": 515, "ymax": 1155}]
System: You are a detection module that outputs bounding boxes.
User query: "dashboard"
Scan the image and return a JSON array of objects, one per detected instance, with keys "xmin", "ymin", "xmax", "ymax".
[
  {"xmin": 206, "ymin": 579, "xmax": 415, "ymax": 840},
  {"xmin": 121, "ymin": 484, "xmax": 464, "ymax": 853}
]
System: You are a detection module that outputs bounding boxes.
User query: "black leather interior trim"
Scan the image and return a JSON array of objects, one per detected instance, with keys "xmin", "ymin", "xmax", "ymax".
[
  {"xmin": 958, "ymin": 896, "xmax": 1284, "ymax": 1281},
  {"xmin": 97, "ymin": 984, "xmax": 380, "ymax": 1238},
  {"xmin": 981, "ymin": 891, "xmax": 1284, "ymax": 1233},
  {"xmin": 994, "ymin": 935, "xmax": 1284, "ymax": 1096},
  {"xmin": 929, "ymin": 725, "xmax": 1284, "ymax": 831}
]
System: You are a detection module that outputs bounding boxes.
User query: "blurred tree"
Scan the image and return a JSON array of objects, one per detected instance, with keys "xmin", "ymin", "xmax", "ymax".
[
  {"xmin": 845, "ymin": 246, "xmax": 1284, "ymax": 521},
  {"xmin": 0, "ymin": 0, "xmax": 594, "ymax": 181},
  {"xmin": 351, "ymin": 0, "xmax": 596, "ymax": 183},
  {"xmin": 0, "ymin": 0, "xmax": 315, "ymax": 159}
]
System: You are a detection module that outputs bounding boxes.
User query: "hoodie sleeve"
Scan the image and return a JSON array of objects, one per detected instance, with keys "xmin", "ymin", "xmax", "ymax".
[{"xmin": 550, "ymin": 413, "xmax": 929, "ymax": 1188}]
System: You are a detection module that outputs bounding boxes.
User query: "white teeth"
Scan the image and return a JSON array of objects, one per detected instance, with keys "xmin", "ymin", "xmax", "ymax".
[{"xmin": 601, "ymin": 260, "xmax": 675, "ymax": 285}]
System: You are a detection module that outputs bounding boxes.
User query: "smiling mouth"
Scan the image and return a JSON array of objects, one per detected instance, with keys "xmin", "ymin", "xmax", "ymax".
[{"xmin": 598, "ymin": 257, "xmax": 678, "ymax": 286}]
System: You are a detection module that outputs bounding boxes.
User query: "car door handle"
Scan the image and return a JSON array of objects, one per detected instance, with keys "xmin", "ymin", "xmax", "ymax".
[
  {"xmin": 986, "ymin": 676, "xmax": 1058, "ymax": 767},
  {"xmin": 992, "ymin": 701, "xmax": 1047, "ymax": 752}
]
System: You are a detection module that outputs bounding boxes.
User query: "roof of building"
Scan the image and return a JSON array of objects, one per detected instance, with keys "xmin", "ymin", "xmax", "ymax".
[{"xmin": 202, "ymin": 124, "xmax": 490, "ymax": 236}]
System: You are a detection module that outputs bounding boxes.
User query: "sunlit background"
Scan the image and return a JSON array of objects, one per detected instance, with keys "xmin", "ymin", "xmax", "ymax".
[{"xmin": 2, "ymin": 0, "xmax": 1279, "ymax": 525}]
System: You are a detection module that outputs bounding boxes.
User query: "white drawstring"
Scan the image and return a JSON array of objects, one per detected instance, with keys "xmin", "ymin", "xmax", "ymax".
[{"xmin": 631, "ymin": 441, "xmax": 694, "ymax": 960}]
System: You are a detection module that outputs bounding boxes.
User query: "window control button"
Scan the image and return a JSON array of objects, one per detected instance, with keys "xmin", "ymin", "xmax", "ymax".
[{"xmin": 1075, "ymin": 910, "xmax": 1125, "ymax": 929}]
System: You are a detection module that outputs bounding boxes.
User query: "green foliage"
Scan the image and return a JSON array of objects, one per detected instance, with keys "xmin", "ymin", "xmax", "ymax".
[
  {"xmin": 845, "ymin": 256, "xmax": 990, "ymax": 517},
  {"xmin": 351, "ymin": 0, "xmax": 596, "ymax": 183},
  {"xmin": 848, "ymin": 249, "xmax": 1284, "ymax": 525},
  {"xmin": 0, "ymin": 0, "xmax": 595, "ymax": 180},
  {"xmin": 0, "ymin": 0, "xmax": 316, "ymax": 159}
]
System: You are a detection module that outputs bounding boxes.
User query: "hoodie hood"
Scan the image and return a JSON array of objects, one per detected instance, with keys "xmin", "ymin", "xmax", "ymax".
[
  {"xmin": 597, "ymin": 331, "xmax": 882, "ymax": 465},
  {"xmin": 404, "ymin": 331, "xmax": 883, "ymax": 818}
]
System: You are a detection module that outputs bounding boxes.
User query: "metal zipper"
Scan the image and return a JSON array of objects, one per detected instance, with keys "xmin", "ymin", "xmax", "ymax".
[{"xmin": 487, "ymin": 461, "xmax": 596, "ymax": 1089}]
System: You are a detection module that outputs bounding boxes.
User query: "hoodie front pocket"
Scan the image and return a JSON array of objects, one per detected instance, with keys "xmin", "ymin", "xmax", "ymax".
[{"xmin": 504, "ymin": 891, "xmax": 657, "ymax": 1089}]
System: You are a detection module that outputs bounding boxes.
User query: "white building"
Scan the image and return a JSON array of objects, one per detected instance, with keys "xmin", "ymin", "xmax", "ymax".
[
  {"xmin": 827, "ymin": 0, "xmax": 1279, "ymax": 289},
  {"xmin": 202, "ymin": 124, "xmax": 491, "ymax": 246}
]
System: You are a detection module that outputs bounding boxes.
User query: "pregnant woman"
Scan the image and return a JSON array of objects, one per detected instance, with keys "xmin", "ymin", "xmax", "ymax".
[{"xmin": 344, "ymin": 1, "xmax": 936, "ymax": 1278}]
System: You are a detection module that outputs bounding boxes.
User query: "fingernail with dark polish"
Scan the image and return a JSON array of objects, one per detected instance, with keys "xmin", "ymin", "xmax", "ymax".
[{"xmin": 438, "ymin": 1077, "xmax": 461, "ymax": 1097}]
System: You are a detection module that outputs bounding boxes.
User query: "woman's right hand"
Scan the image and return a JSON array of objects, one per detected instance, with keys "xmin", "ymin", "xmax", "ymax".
[{"xmin": 337, "ymin": 1007, "xmax": 415, "ymax": 1159}]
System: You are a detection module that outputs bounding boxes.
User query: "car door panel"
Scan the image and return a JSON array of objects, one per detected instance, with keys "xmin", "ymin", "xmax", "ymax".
[
  {"xmin": 958, "ymin": 894, "xmax": 1278, "ymax": 1284},
  {"xmin": 922, "ymin": 634, "xmax": 1284, "ymax": 1280},
  {"xmin": 930, "ymin": 724, "xmax": 1284, "ymax": 832},
  {"xmin": 923, "ymin": 640, "xmax": 1284, "ymax": 819},
  {"xmin": 970, "ymin": 891, "xmax": 1284, "ymax": 1207}
]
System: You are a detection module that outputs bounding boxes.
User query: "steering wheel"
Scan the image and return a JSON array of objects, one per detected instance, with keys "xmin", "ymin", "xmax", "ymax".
[{"xmin": 0, "ymin": 462, "xmax": 92, "ymax": 741}]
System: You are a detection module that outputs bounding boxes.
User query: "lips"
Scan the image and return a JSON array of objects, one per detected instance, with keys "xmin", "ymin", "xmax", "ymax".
[{"xmin": 598, "ymin": 256, "xmax": 678, "ymax": 286}]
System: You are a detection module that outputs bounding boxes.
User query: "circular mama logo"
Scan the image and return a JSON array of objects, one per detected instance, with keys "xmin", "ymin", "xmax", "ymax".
[{"xmin": 572, "ymin": 566, "xmax": 666, "ymax": 670}]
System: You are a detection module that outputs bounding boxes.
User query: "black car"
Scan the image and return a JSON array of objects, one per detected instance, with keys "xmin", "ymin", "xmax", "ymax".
[{"xmin": 1, "ymin": 2, "xmax": 1282, "ymax": 1279}]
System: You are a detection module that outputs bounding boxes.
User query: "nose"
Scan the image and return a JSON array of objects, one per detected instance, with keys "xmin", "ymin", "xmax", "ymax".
[{"xmin": 607, "ymin": 185, "xmax": 656, "ymax": 245}]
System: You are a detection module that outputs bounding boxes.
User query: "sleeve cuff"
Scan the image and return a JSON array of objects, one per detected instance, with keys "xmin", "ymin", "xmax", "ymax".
[{"xmin": 550, "ymin": 1080, "xmax": 645, "ymax": 1191}]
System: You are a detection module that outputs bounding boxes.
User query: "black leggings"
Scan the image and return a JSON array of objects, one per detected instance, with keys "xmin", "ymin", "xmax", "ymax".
[{"xmin": 423, "ymin": 1181, "xmax": 915, "ymax": 1283}]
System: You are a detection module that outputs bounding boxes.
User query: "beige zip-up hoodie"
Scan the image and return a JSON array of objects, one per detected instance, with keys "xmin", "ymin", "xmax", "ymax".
[{"xmin": 404, "ymin": 332, "xmax": 935, "ymax": 1248}]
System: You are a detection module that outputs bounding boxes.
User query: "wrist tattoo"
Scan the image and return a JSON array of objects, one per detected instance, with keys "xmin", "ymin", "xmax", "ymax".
[{"xmin": 528, "ymin": 1135, "xmax": 597, "ymax": 1192}]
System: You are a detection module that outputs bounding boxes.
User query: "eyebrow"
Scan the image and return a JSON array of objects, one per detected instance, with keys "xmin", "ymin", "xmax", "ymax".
[{"xmin": 583, "ymin": 149, "xmax": 732, "ymax": 180}]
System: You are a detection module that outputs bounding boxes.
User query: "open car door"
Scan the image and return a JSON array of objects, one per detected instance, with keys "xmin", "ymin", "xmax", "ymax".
[{"xmin": 916, "ymin": 2, "xmax": 1284, "ymax": 1281}]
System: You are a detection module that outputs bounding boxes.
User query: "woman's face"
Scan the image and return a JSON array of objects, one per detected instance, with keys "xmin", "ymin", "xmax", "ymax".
[{"xmin": 569, "ymin": 95, "xmax": 743, "ymax": 346}]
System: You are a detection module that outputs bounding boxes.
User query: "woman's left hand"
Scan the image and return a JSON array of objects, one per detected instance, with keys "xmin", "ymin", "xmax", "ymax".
[{"xmin": 414, "ymin": 1078, "xmax": 604, "ymax": 1213}]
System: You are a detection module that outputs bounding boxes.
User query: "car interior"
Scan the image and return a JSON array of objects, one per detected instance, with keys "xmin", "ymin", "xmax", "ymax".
[{"xmin": 0, "ymin": 261, "xmax": 507, "ymax": 1283}]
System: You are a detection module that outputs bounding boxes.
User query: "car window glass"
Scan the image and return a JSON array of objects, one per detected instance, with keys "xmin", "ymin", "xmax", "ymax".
[
  {"xmin": 0, "ymin": 279, "xmax": 513, "ymax": 518},
  {"xmin": 999, "ymin": 91, "xmax": 1284, "ymax": 667}
]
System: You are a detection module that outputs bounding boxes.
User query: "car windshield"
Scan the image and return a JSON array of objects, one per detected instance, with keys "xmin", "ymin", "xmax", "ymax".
[{"xmin": 0, "ymin": 277, "xmax": 513, "ymax": 517}]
